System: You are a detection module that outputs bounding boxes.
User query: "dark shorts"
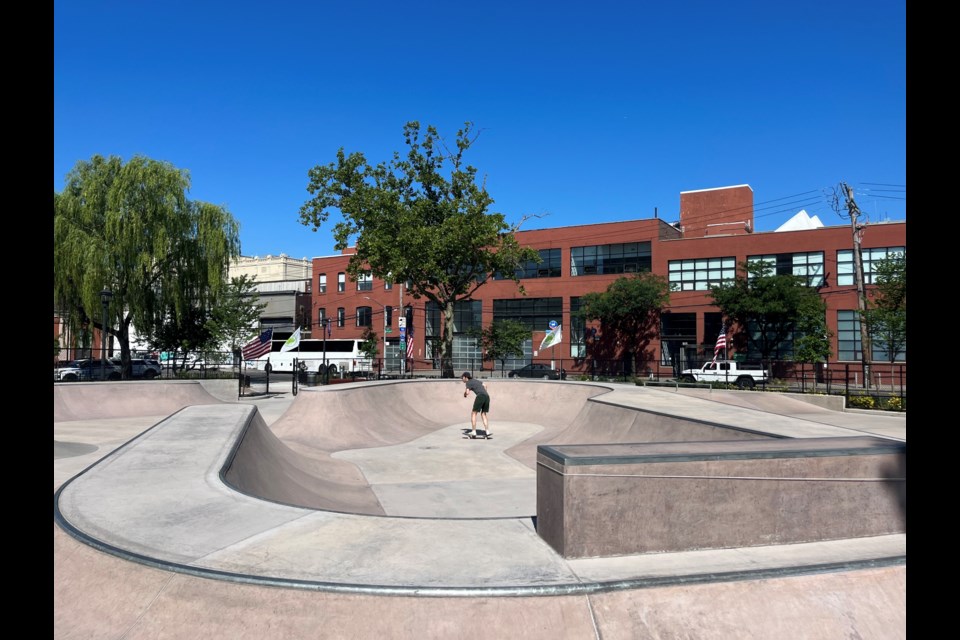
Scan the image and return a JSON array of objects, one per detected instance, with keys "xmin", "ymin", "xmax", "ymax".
[{"xmin": 472, "ymin": 394, "xmax": 490, "ymax": 413}]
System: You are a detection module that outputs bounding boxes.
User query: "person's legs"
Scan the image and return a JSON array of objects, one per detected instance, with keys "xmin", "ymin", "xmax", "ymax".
[
  {"xmin": 470, "ymin": 410, "xmax": 478, "ymax": 432},
  {"xmin": 479, "ymin": 396, "xmax": 490, "ymax": 436}
]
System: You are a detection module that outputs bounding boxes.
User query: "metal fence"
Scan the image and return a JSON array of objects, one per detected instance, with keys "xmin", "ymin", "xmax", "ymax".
[{"xmin": 53, "ymin": 350, "xmax": 906, "ymax": 410}]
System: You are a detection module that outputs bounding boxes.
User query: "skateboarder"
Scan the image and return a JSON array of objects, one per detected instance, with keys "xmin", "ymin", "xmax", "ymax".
[{"xmin": 461, "ymin": 372, "xmax": 491, "ymax": 438}]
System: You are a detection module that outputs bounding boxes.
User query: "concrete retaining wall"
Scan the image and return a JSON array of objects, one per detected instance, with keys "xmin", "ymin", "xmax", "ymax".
[{"xmin": 536, "ymin": 436, "xmax": 906, "ymax": 558}]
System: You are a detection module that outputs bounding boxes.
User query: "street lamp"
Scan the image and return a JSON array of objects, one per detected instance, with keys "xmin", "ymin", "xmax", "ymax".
[
  {"xmin": 100, "ymin": 288, "xmax": 113, "ymax": 381},
  {"xmin": 364, "ymin": 296, "xmax": 388, "ymax": 375}
]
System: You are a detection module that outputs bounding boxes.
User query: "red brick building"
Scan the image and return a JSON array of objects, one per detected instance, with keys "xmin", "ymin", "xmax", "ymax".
[{"xmin": 308, "ymin": 185, "xmax": 906, "ymax": 382}]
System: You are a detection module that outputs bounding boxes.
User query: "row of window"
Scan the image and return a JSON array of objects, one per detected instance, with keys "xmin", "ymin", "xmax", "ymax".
[
  {"xmin": 668, "ymin": 247, "xmax": 904, "ymax": 291},
  {"xmin": 408, "ymin": 297, "xmax": 905, "ymax": 363},
  {"xmin": 315, "ymin": 298, "xmax": 904, "ymax": 363},
  {"xmin": 317, "ymin": 246, "xmax": 904, "ymax": 294},
  {"xmin": 317, "ymin": 272, "xmax": 395, "ymax": 294},
  {"xmin": 317, "ymin": 306, "xmax": 411, "ymax": 329},
  {"xmin": 319, "ymin": 242, "xmax": 656, "ymax": 293}
]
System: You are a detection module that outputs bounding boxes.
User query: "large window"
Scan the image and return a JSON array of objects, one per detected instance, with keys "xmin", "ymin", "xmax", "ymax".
[
  {"xmin": 499, "ymin": 248, "xmax": 561, "ymax": 279},
  {"xmin": 356, "ymin": 306, "xmax": 372, "ymax": 327},
  {"xmin": 748, "ymin": 252, "xmax": 824, "ymax": 287},
  {"xmin": 425, "ymin": 300, "xmax": 482, "ymax": 338},
  {"xmin": 837, "ymin": 247, "xmax": 905, "ymax": 286},
  {"xmin": 357, "ymin": 271, "xmax": 373, "ymax": 291},
  {"xmin": 659, "ymin": 312, "xmax": 697, "ymax": 367},
  {"xmin": 319, "ymin": 274, "xmax": 327, "ymax": 294},
  {"xmin": 571, "ymin": 242, "xmax": 651, "ymax": 276},
  {"xmin": 668, "ymin": 257, "xmax": 736, "ymax": 291},
  {"xmin": 493, "ymin": 297, "xmax": 562, "ymax": 331},
  {"xmin": 837, "ymin": 310, "xmax": 906, "ymax": 362},
  {"xmin": 337, "ymin": 273, "xmax": 346, "ymax": 292}
]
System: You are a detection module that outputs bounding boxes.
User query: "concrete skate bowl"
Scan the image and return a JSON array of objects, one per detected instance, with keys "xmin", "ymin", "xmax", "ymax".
[
  {"xmin": 223, "ymin": 379, "xmax": 778, "ymax": 515},
  {"xmin": 53, "ymin": 380, "xmax": 226, "ymax": 464},
  {"xmin": 53, "ymin": 380, "xmax": 224, "ymax": 423}
]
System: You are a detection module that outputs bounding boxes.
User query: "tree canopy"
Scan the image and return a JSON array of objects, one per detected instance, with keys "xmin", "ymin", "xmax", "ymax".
[
  {"xmin": 577, "ymin": 272, "xmax": 670, "ymax": 371},
  {"xmin": 709, "ymin": 261, "xmax": 827, "ymax": 360},
  {"xmin": 864, "ymin": 253, "xmax": 906, "ymax": 364},
  {"xmin": 206, "ymin": 274, "xmax": 268, "ymax": 357},
  {"xmin": 54, "ymin": 154, "xmax": 240, "ymax": 376},
  {"xmin": 299, "ymin": 121, "xmax": 540, "ymax": 377},
  {"xmin": 470, "ymin": 319, "xmax": 530, "ymax": 377}
]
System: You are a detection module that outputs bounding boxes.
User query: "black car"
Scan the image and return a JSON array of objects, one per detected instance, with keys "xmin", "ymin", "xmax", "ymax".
[{"xmin": 507, "ymin": 363, "xmax": 566, "ymax": 380}]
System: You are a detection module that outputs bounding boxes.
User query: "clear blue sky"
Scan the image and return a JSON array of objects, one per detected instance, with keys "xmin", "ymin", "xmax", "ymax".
[{"xmin": 54, "ymin": 1, "xmax": 906, "ymax": 261}]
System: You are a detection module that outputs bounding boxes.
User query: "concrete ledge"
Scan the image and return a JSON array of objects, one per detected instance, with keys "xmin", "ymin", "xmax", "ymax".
[{"xmin": 536, "ymin": 436, "xmax": 906, "ymax": 558}]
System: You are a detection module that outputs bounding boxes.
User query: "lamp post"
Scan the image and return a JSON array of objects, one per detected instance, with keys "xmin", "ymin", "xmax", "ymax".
[
  {"xmin": 364, "ymin": 297, "xmax": 388, "ymax": 376},
  {"xmin": 100, "ymin": 288, "xmax": 113, "ymax": 381}
]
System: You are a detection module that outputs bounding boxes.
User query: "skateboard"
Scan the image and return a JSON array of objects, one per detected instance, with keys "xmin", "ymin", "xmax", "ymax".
[{"xmin": 461, "ymin": 429, "xmax": 492, "ymax": 439}]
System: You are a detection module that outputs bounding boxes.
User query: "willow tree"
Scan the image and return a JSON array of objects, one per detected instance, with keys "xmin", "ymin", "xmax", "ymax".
[
  {"xmin": 299, "ymin": 121, "xmax": 540, "ymax": 377},
  {"xmin": 54, "ymin": 154, "xmax": 240, "ymax": 376}
]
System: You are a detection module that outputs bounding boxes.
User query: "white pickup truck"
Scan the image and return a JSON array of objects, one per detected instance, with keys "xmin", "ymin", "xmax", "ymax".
[{"xmin": 678, "ymin": 360, "xmax": 769, "ymax": 389}]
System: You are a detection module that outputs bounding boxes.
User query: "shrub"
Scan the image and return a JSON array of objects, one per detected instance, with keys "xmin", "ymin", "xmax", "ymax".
[
  {"xmin": 884, "ymin": 396, "xmax": 905, "ymax": 412},
  {"xmin": 847, "ymin": 395, "xmax": 876, "ymax": 410}
]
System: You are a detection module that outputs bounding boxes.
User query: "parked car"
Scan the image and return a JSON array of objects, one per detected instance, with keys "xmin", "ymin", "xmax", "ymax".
[
  {"xmin": 54, "ymin": 359, "xmax": 122, "ymax": 382},
  {"xmin": 507, "ymin": 363, "xmax": 566, "ymax": 380},
  {"xmin": 678, "ymin": 359, "xmax": 770, "ymax": 389},
  {"xmin": 110, "ymin": 357, "xmax": 163, "ymax": 379}
]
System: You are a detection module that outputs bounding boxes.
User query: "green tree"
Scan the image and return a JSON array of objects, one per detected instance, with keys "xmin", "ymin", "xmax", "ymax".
[
  {"xmin": 54, "ymin": 154, "xmax": 241, "ymax": 378},
  {"xmin": 358, "ymin": 327, "xmax": 380, "ymax": 361},
  {"xmin": 792, "ymin": 293, "xmax": 832, "ymax": 391},
  {"xmin": 710, "ymin": 262, "xmax": 826, "ymax": 361},
  {"xmin": 864, "ymin": 253, "xmax": 906, "ymax": 366},
  {"xmin": 207, "ymin": 274, "xmax": 268, "ymax": 363},
  {"xmin": 147, "ymin": 302, "xmax": 215, "ymax": 373},
  {"xmin": 299, "ymin": 121, "xmax": 540, "ymax": 378},
  {"xmin": 577, "ymin": 273, "xmax": 671, "ymax": 373},
  {"xmin": 469, "ymin": 319, "xmax": 530, "ymax": 377}
]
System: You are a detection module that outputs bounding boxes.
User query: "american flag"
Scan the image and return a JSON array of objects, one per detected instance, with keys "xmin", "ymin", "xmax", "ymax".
[
  {"xmin": 242, "ymin": 328, "xmax": 274, "ymax": 360},
  {"xmin": 406, "ymin": 320, "xmax": 414, "ymax": 360},
  {"xmin": 713, "ymin": 325, "xmax": 727, "ymax": 362}
]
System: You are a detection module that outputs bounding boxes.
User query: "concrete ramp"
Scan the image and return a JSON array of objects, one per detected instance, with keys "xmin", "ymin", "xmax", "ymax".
[
  {"xmin": 54, "ymin": 380, "xmax": 223, "ymax": 423},
  {"xmin": 225, "ymin": 418, "xmax": 386, "ymax": 513},
  {"xmin": 230, "ymin": 380, "xmax": 608, "ymax": 514}
]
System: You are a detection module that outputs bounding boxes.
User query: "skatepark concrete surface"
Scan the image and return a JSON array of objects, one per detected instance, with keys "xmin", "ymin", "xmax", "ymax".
[{"xmin": 54, "ymin": 378, "xmax": 906, "ymax": 639}]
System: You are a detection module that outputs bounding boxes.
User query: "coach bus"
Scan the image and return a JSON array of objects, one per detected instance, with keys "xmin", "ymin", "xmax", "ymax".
[{"xmin": 246, "ymin": 337, "xmax": 370, "ymax": 376}]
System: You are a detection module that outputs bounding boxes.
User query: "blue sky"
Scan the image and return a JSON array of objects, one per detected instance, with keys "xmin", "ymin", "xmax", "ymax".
[{"xmin": 54, "ymin": 1, "xmax": 906, "ymax": 261}]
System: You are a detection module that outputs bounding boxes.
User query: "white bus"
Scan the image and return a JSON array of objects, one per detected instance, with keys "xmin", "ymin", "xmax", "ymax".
[{"xmin": 246, "ymin": 338, "xmax": 370, "ymax": 376}]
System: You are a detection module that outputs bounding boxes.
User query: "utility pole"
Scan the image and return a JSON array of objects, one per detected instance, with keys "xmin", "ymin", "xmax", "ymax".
[
  {"xmin": 399, "ymin": 282, "xmax": 405, "ymax": 378},
  {"xmin": 843, "ymin": 182, "xmax": 872, "ymax": 389}
]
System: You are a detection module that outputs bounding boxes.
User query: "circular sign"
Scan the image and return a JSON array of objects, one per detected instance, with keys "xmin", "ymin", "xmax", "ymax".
[{"xmin": 548, "ymin": 320, "xmax": 558, "ymax": 329}]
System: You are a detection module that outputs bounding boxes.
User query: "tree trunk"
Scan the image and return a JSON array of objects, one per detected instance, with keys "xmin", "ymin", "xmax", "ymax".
[
  {"xmin": 441, "ymin": 300, "xmax": 456, "ymax": 378},
  {"xmin": 116, "ymin": 317, "xmax": 133, "ymax": 379}
]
